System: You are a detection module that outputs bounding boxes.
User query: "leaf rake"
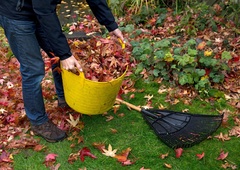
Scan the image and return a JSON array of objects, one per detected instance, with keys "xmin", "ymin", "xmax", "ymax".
[{"xmin": 116, "ymin": 98, "xmax": 223, "ymax": 149}]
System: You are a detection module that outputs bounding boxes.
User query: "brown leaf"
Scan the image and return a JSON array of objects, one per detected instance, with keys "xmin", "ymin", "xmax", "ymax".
[
  {"xmin": 159, "ymin": 152, "xmax": 169, "ymax": 159},
  {"xmin": 164, "ymin": 163, "xmax": 172, "ymax": 169},
  {"xmin": 92, "ymin": 142, "xmax": 105, "ymax": 152},
  {"xmin": 34, "ymin": 144, "xmax": 46, "ymax": 152},
  {"xmin": 106, "ymin": 115, "xmax": 114, "ymax": 122},
  {"xmin": 214, "ymin": 132, "xmax": 231, "ymax": 141},
  {"xmin": 110, "ymin": 128, "xmax": 118, "ymax": 133}
]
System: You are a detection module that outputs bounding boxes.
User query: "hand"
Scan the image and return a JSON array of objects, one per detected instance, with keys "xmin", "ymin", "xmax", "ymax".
[
  {"xmin": 111, "ymin": 28, "xmax": 131, "ymax": 47},
  {"xmin": 61, "ymin": 55, "xmax": 83, "ymax": 72},
  {"xmin": 112, "ymin": 28, "xmax": 124, "ymax": 42}
]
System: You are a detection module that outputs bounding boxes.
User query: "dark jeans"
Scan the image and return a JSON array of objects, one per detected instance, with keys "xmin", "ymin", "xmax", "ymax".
[{"xmin": 0, "ymin": 15, "xmax": 64, "ymax": 125}]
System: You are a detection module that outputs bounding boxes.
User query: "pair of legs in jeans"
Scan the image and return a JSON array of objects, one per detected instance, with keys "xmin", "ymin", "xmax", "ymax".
[{"xmin": 0, "ymin": 15, "xmax": 65, "ymax": 127}]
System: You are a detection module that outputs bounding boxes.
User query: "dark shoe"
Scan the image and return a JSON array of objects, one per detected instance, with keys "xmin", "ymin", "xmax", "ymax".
[
  {"xmin": 31, "ymin": 120, "xmax": 67, "ymax": 142},
  {"xmin": 58, "ymin": 98, "xmax": 70, "ymax": 109}
]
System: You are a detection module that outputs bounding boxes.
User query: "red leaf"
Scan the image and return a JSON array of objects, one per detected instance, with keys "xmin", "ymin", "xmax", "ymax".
[
  {"xmin": 175, "ymin": 148, "xmax": 183, "ymax": 158},
  {"xmin": 0, "ymin": 150, "xmax": 13, "ymax": 163},
  {"xmin": 79, "ymin": 147, "xmax": 97, "ymax": 162},
  {"xmin": 121, "ymin": 159, "xmax": 135, "ymax": 166},
  {"xmin": 217, "ymin": 150, "xmax": 228, "ymax": 160},
  {"xmin": 196, "ymin": 152, "xmax": 205, "ymax": 160},
  {"xmin": 45, "ymin": 153, "xmax": 58, "ymax": 162}
]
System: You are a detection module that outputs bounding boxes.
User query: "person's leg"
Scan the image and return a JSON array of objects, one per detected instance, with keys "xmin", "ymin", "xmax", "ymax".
[
  {"xmin": 35, "ymin": 22, "xmax": 68, "ymax": 108},
  {"xmin": 1, "ymin": 18, "xmax": 47, "ymax": 125},
  {"xmin": 0, "ymin": 15, "xmax": 67, "ymax": 142}
]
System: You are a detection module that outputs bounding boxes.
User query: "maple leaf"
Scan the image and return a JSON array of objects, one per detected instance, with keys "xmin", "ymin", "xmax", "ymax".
[
  {"xmin": 164, "ymin": 163, "xmax": 172, "ymax": 169},
  {"xmin": 140, "ymin": 167, "xmax": 150, "ymax": 170},
  {"xmin": 214, "ymin": 132, "xmax": 231, "ymax": 141},
  {"xmin": 68, "ymin": 153, "xmax": 79, "ymax": 164},
  {"xmin": 79, "ymin": 147, "xmax": 97, "ymax": 162},
  {"xmin": 92, "ymin": 142, "xmax": 105, "ymax": 152},
  {"xmin": 34, "ymin": 144, "xmax": 46, "ymax": 152},
  {"xmin": 229, "ymin": 126, "xmax": 240, "ymax": 137},
  {"xmin": 66, "ymin": 114, "xmax": 79, "ymax": 127},
  {"xmin": 175, "ymin": 148, "xmax": 183, "ymax": 158},
  {"xmin": 121, "ymin": 159, "xmax": 135, "ymax": 166},
  {"xmin": 0, "ymin": 150, "xmax": 13, "ymax": 163},
  {"xmin": 197, "ymin": 41, "xmax": 206, "ymax": 50},
  {"xmin": 196, "ymin": 152, "xmax": 205, "ymax": 160},
  {"xmin": 45, "ymin": 153, "xmax": 58, "ymax": 162},
  {"xmin": 159, "ymin": 152, "xmax": 169, "ymax": 159},
  {"xmin": 102, "ymin": 144, "xmax": 118, "ymax": 157},
  {"xmin": 110, "ymin": 128, "xmax": 118, "ymax": 133},
  {"xmin": 105, "ymin": 115, "xmax": 114, "ymax": 122},
  {"xmin": 144, "ymin": 94, "xmax": 153, "ymax": 101},
  {"xmin": 217, "ymin": 150, "xmax": 228, "ymax": 160},
  {"xmin": 114, "ymin": 147, "xmax": 131, "ymax": 162},
  {"xmin": 44, "ymin": 153, "xmax": 58, "ymax": 167},
  {"xmin": 0, "ymin": 108, "xmax": 7, "ymax": 113}
]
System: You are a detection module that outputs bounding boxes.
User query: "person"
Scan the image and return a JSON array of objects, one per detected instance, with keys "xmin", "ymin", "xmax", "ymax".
[{"xmin": 0, "ymin": 0, "xmax": 125, "ymax": 142}]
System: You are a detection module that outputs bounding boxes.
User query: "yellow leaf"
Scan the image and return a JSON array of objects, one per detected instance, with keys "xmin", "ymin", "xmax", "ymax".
[
  {"xmin": 66, "ymin": 114, "xmax": 80, "ymax": 127},
  {"xmin": 204, "ymin": 49, "xmax": 213, "ymax": 56},
  {"xmin": 102, "ymin": 144, "xmax": 118, "ymax": 157},
  {"xmin": 144, "ymin": 94, "xmax": 153, "ymax": 101},
  {"xmin": 164, "ymin": 163, "xmax": 172, "ymax": 169}
]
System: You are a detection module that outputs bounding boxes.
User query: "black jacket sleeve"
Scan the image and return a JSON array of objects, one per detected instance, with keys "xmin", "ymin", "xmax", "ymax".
[
  {"xmin": 32, "ymin": 0, "xmax": 72, "ymax": 60},
  {"xmin": 86, "ymin": 0, "xmax": 118, "ymax": 32}
]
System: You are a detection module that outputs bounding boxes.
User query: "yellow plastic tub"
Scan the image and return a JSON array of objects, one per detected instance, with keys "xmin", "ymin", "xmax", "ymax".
[{"xmin": 61, "ymin": 67, "xmax": 127, "ymax": 115}]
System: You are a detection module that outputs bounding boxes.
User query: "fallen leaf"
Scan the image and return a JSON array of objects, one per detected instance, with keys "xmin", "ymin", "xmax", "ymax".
[
  {"xmin": 121, "ymin": 159, "xmax": 135, "ymax": 166},
  {"xmin": 92, "ymin": 142, "xmax": 106, "ymax": 153},
  {"xmin": 106, "ymin": 115, "xmax": 114, "ymax": 121},
  {"xmin": 0, "ymin": 150, "xmax": 13, "ymax": 163},
  {"xmin": 50, "ymin": 163, "xmax": 61, "ymax": 170},
  {"xmin": 214, "ymin": 132, "xmax": 231, "ymax": 141},
  {"xmin": 45, "ymin": 153, "xmax": 58, "ymax": 162},
  {"xmin": 44, "ymin": 153, "xmax": 58, "ymax": 167},
  {"xmin": 197, "ymin": 41, "xmax": 206, "ymax": 50},
  {"xmin": 196, "ymin": 152, "xmax": 205, "ymax": 160},
  {"xmin": 114, "ymin": 147, "xmax": 131, "ymax": 162},
  {"xmin": 79, "ymin": 147, "xmax": 97, "ymax": 162},
  {"xmin": 102, "ymin": 144, "xmax": 117, "ymax": 157},
  {"xmin": 140, "ymin": 167, "xmax": 150, "ymax": 170},
  {"xmin": 159, "ymin": 152, "xmax": 169, "ymax": 159},
  {"xmin": 66, "ymin": 114, "xmax": 80, "ymax": 127},
  {"xmin": 144, "ymin": 94, "xmax": 153, "ymax": 101},
  {"xmin": 164, "ymin": 163, "xmax": 172, "ymax": 169},
  {"xmin": 34, "ymin": 144, "xmax": 46, "ymax": 152},
  {"xmin": 175, "ymin": 148, "xmax": 183, "ymax": 158},
  {"xmin": 221, "ymin": 161, "xmax": 238, "ymax": 169},
  {"xmin": 110, "ymin": 128, "xmax": 118, "ymax": 133},
  {"xmin": 217, "ymin": 150, "xmax": 229, "ymax": 160}
]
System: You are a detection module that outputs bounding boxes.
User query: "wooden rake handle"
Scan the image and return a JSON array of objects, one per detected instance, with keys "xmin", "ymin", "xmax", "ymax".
[{"xmin": 116, "ymin": 98, "xmax": 142, "ymax": 112}]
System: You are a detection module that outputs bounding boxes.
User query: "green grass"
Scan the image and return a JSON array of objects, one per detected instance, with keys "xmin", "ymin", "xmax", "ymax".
[{"xmin": 13, "ymin": 80, "xmax": 239, "ymax": 170}]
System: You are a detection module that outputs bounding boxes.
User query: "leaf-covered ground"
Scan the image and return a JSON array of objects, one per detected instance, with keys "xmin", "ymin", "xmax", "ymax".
[{"xmin": 0, "ymin": 3, "xmax": 240, "ymax": 170}]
